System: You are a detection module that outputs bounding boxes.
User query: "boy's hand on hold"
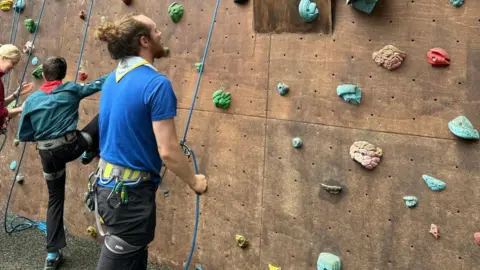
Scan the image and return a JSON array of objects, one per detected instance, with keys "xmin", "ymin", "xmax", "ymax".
[{"xmin": 190, "ymin": 174, "xmax": 207, "ymax": 194}]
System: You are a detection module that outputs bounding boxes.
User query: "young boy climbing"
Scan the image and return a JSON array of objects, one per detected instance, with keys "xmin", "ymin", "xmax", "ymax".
[{"xmin": 17, "ymin": 56, "xmax": 107, "ymax": 270}]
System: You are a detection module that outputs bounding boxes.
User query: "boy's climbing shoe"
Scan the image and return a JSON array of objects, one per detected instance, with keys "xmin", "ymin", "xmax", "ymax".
[
  {"xmin": 81, "ymin": 150, "xmax": 98, "ymax": 165},
  {"xmin": 44, "ymin": 250, "xmax": 62, "ymax": 270}
]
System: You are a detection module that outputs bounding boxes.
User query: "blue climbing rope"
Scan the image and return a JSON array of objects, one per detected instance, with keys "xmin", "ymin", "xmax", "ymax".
[
  {"xmin": 74, "ymin": 0, "xmax": 94, "ymax": 82},
  {"xmin": 3, "ymin": 2, "xmax": 22, "ymax": 94},
  {"xmin": 4, "ymin": 0, "xmax": 47, "ymax": 235},
  {"xmin": 182, "ymin": 0, "xmax": 221, "ymax": 268}
]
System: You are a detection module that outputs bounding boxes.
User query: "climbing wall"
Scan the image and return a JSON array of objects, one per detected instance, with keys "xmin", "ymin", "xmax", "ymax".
[{"xmin": 0, "ymin": 0, "xmax": 479, "ymax": 269}]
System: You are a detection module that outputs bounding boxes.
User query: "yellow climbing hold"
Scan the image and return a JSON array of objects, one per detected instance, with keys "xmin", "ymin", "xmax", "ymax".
[
  {"xmin": 87, "ymin": 226, "xmax": 97, "ymax": 237},
  {"xmin": 0, "ymin": 0, "xmax": 13, "ymax": 11},
  {"xmin": 235, "ymin": 234, "xmax": 249, "ymax": 248},
  {"xmin": 269, "ymin": 264, "xmax": 281, "ymax": 270}
]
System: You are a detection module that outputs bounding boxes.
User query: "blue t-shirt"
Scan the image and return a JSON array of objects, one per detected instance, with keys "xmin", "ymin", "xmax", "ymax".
[{"xmin": 98, "ymin": 62, "xmax": 177, "ymax": 188}]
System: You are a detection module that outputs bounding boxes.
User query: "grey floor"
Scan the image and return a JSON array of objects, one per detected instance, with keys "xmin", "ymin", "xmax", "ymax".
[{"xmin": 0, "ymin": 214, "xmax": 171, "ymax": 270}]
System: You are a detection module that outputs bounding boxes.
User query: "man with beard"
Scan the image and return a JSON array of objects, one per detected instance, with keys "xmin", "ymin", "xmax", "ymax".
[{"xmin": 92, "ymin": 13, "xmax": 208, "ymax": 269}]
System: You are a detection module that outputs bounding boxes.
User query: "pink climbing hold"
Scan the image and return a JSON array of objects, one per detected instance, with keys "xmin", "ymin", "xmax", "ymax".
[
  {"xmin": 427, "ymin": 48, "xmax": 450, "ymax": 67},
  {"xmin": 430, "ymin": 224, "xmax": 439, "ymax": 239},
  {"xmin": 474, "ymin": 232, "xmax": 480, "ymax": 245},
  {"xmin": 23, "ymin": 41, "xmax": 34, "ymax": 54},
  {"xmin": 78, "ymin": 71, "xmax": 88, "ymax": 81},
  {"xmin": 349, "ymin": 141, "xmax": 383, "ymax": 170}
]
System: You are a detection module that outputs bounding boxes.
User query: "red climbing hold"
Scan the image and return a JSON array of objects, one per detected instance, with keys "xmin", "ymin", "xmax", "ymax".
[
  {"xmin": 78, "ymin": 71, "xmax": 88, "ymax": 81},
  {"xmin": 474, "ymin": 232, "xmax": 480, "ymax": 245},
  {"xmin": 427, "ymin": 48, "xmax": 450, "ymax": 67},
  {"xmin": 79, "ymin": 10, "xmax": 86, "ymax": 20},
  {"xmin": 122, "ymin": 0, "xmax": 132, "ymax": 5}
]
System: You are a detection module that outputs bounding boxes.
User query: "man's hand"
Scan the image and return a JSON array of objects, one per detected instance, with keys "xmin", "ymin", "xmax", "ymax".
[{"xmin": 190, "ymin": 174, "xmax": 207, "ymax": 194}]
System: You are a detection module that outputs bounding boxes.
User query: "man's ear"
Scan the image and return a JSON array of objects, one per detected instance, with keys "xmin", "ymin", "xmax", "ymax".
[{"xmin": 140, "ymin": 35, "xmax": 149, "ymax": 47}]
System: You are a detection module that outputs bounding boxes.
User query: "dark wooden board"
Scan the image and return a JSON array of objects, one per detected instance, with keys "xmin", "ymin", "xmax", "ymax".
[{"xmin": 254, "ymin": 0, "xmax": 332, "ymax": 34}]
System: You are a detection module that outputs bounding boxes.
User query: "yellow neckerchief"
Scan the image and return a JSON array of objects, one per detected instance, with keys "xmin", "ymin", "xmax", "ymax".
[{"xmin": 115, "ymin": 56, "xmax": 158, "ymax": 82}]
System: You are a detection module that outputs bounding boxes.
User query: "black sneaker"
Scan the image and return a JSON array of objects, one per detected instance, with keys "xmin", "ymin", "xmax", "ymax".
[{"xmin": 44, "ymin": 250, "xmax": 62, "ymax": 270}]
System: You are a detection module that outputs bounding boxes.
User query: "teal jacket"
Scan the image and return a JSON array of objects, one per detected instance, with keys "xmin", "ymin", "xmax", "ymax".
[{"xmin": 18, "ymin": 75, "xmax": 108, "ymax": 142}]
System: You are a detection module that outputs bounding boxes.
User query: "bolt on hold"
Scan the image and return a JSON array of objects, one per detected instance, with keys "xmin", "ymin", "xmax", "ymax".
[
  {"xmin": 235, "ymin": 234, "xmax": 249, "ymax": 248},
  {"xmin": 430, "ymin": 224, "xmax": 439, "ymax": 239}
]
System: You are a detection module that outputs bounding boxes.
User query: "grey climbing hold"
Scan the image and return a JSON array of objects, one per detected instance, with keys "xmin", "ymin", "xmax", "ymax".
[
  {"xmin": 9, "ymin": 160, "xmax": 16, "ymax": 170},
  {"xmin": 292, "ymin": 137, "xmax": 303, "ymax": 148},
  {"xmin": 449, "ymin": 0, "xmax": 464, "ymax": 8},
  {"xmin": 337, "ymin": 84, "xmax": 362, "ymax": 104},
  {"xmin": 15, "ymin": 174, "xmax": 24, "ymax": 184},
  {"xmin": 277, "ymin": 82, "xmax": 289, "ymax": 96},
  {"xmin": 317, "ymin": 252, "xmax": 342, "ymax": 270},
  {"xmin": 195, "ymin": 63, "xmax": 203, "ymax": 72},
  {"xmin": 403, "ymin": 196, "xmax": 418, "ymax": 208},
  {"xmin": 32, "ymin": 56, "xmax": 38, "ymax": 65},
  {"xmin": 299, "ymin": 0, "xmax": 319, "ymax": 23},
  {"xmin": 448, "ymin": 116, "xmax": 479, "ymax": 140},
  {"xmin": 422, "ymin": 174, "xmax": 446, "ymax": 191},
  {"xmin": 321, "ymin": 183, "xmax": 342, "ymax": 194}
]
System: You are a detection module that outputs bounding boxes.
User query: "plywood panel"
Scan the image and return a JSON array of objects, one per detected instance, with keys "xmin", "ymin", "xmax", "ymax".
[
  {"xmin": 150, "ymin": 109, "xmax": 265, "ymax": 269},
  {"xmin": 254, "ymin": 0, "xmax": 332, "ymax": 34},
  {"xmin": 261, "ymin": 119, "xmax": 480, "ymax": 270},
  {"xmin": 267, "ymin": 0, "xmax": 479, "ymax": 139}
]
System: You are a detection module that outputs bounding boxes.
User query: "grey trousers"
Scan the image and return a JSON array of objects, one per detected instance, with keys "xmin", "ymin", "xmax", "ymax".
[{"xmin": 95, "ymin": 181, "xmax": 158, "ymax": 270}]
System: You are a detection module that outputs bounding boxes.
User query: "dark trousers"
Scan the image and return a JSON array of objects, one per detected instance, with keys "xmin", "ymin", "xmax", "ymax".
[
  {"xmin": 39, "ymin": 114, "xmax": 99, "ymax": 253},
  {"xmin": 95, "ymin": 181, "xmax": 157, "ymax": 270}
]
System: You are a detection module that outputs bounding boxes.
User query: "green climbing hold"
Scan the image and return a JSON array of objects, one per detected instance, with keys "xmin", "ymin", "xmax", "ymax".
[
  {"xmin": 317, "ymin": 252, "xmax": 342, "ymax": 270},
  {"xmin": 164, "ymin": 47, "xmax": 170, "ymax": 56},
  {"xmin": 448, "ymin": 116, "xmax": 479, "ymax": 140},
  {"xmin": 449, "ymin": 0, "xmax": 464, "ymax": 7},
  {"xmin": 195, "ymin": 63, "xmax": 203, "ymax": 72},
  {"xmin": 168, "ymin": 2, "xmax": 184, "ymax": 23},
  {"xmin": 348, "ymin": 0, "xmax": 378, "ymax": 14},
  {"xmin": 299, "ymin": 0, "xmax": 319, "ymax": 23},
  {"xmin": 13, "ymin": 138, "xmax": 19, "ymax": 146},
  {"xmin": 337, "ymin": 84, "xmax": 362, "ymax": 104},
  {"xmin": 24, "ymin": 18, "xmax": 38, "ymax": 33},
  {"xmin": 32, "ymin": 64, "xmax": 43, "ymax": 79},
  {"xmin": 212, "ymin": 89, "xmax": 231, "ymax": 109},
  {"xmin": 277, "ymin": 82, "xmax": 289, "ymax": 96},
  {"xmin": 292, "ymin": 137, "xmax": 303, "ymax": 148}
]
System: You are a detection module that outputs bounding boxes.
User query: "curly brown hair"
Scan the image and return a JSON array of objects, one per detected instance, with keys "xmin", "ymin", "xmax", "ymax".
[{"xmin": 95, "ymin": 13, "xmax": 152, "ymax": 60}]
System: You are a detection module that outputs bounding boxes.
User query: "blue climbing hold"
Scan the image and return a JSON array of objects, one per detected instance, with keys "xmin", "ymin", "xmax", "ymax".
[
  {"xmin": 422, "ymin": 174, "xmax": 446, "ymax": 191},
  {"xmin": 195, "ymin": 265, "xmax": 203, "ymax": 270},
  {"xmin": 317, "ymin": 252, "xmax": 342, "ymax": 270},
  {"xmin": 13, "ymin": 0, "xmax": 25, "ymax": 13},
  {"xmin": 449, "ymin": 0, "xmax": 464, "ymax": 7},
  {"xmin": 277, "ymin": 82, "xmax": 289, "ymax": 96},
  {"xmin": 448, "ymin": 116, "xmax": 479, "ymax": 140},
  {"xmin": 348, "ymin": 0, "xmax": 378, "ymax": 14},
  {"xmin": 337, "ymin": 84, "xmax": 362, "ymax": 104},
  {"xmin": 403, "ymin": 196, "xmax": 418, "ymax": 208},
  {"xmin": 299, "ymin": 0, "xmax": 319, "ymax": 23},
  {"xmin": 9, "ymin": 160, "xmax": 16, "ymax": 170},
  {"xmin": 32, "ymin": 56, "xmax": 38, "ymax": 66}
]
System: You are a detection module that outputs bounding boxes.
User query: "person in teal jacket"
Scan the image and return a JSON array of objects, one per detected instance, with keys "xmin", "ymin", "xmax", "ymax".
[{"xmin": 17, "ymin": 56, "xmax": 107, "ymax": 270}]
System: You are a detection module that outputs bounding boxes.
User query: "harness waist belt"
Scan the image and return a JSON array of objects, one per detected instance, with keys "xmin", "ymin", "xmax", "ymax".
[
  {"xmin": 97, "ymin": 158, "xmax": 153, "ymax": 182},
  {"xmin": 37, "ymin": 131, "xmax": 77, "ymax": 150}
]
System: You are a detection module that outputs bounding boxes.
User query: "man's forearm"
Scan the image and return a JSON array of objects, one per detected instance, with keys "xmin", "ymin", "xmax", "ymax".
[{"xmin": 160, "ymin": 145, "xmax": 196, "ymax": 187}]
